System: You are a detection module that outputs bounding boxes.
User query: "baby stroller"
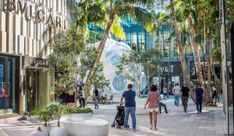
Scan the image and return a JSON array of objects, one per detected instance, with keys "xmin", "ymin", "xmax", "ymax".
[{"xmin": 111, "ymin": 105, "xmax": 128, "ymax": 128}]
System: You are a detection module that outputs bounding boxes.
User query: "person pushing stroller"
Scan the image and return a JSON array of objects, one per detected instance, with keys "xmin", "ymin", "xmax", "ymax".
[{"xmin": 120, "ymin": 84, "xmax": 136, "ymax": 131}]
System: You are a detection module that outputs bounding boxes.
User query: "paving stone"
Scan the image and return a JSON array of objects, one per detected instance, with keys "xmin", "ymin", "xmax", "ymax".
[{"xmin": 0, "ymin": 97, "xmax": 227, "ymax": 136}]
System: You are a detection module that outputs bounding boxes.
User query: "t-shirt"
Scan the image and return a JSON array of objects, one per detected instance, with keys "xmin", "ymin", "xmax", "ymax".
[
  {"xmin": 181, "ymin": 86, "xmax": 190, "ymax": 97},
  {"xmin": 122, "ymin": 90, "xmax": 136, "ymax": 107},
  {"xmin": 195, "ymin": 87, "xmax": 203, "ymax": 100},
  {"xmin": 79, "ymin": 91, "xmax": 85, "ymax": 98},
  {"xmin": 173, "ymin": 86, "xmax": 181, "ymax": 95}
]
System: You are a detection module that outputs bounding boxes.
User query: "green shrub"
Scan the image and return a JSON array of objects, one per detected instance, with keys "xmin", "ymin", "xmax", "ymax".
[
  {"xmin": 64, "ymin": 107, "xmax": 93, "ymax": 114},
  {"xmin": 32, "ymin": 106, "xmax": 53, "ymax": 126},
  {"xmin": 32, "ymin": 103, "xmax": 92, "ymax": 127},
  {"xmin": 47, "ymin": 101, "xmax": 65, "ymax": 127},
  {"xmin": 32, "ymin": 101, "xmax": 65, "ymax": 127}
]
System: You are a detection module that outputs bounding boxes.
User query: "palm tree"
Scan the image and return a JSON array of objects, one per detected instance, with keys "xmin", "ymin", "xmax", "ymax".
[
  {"xmin": 86, "ymin": 0, "xmax": 156, "ymax": 92},
  {"xmin": 168, "ymin": 0, "xmax": 191, "ymax": 89},
  {"xmin": 183, "ymin": 0, "xmax": 220, "ymax": 102}
]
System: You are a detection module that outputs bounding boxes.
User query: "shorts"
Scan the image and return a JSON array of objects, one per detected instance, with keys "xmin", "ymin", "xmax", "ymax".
[{"xmin": 148, "ymin": 108, "xmax": 159, "ymax": 112}]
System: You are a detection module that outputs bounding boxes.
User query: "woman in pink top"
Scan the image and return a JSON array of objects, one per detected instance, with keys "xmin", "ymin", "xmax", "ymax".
[{"xmin": 144, "ymin": 85, "xmax": 160, "ymax": 130}]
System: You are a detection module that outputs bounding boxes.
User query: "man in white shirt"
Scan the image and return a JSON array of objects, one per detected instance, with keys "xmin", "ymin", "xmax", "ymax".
[{"xmin": 172, "ymin": 83, "xmax": 181, "ymax": 106}]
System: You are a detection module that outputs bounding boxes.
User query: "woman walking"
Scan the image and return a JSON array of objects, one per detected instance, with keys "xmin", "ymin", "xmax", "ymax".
[
  {"xmin": 94, "ymin": 88, "xmax": 99, "ymax": 109},
  {"xmin": 144, "ymin": 85, "xmax": 160, "ymax": 130}
]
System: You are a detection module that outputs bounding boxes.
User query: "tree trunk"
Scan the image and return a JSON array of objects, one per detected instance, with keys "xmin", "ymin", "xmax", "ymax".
[
  {"xmin": 190, "ymin": 32, "xmax": 206, "ymax": 103},
  {"xmin": 190, "ymin": 32, "xmax": 204, "ymax": 87},
  {"xmin": 84, "ymin": 11, "xmax": 115, "ymax": 96},
  {"xmin": 170, "ymin": 0, "xmax": 194, "ymax": 102},
  {"xmin": 207, "ymin": 52, "xmax": 212, "ymax": 95},
  {"xmin": 211, "ymin": 62, "xmax": 222, "ymax": 93},
  {"xmin": 58, "ymin": 118, "xmax": 60, "ymax": 127},
  {"xmin": 177, "ymin": 33, "xmax": 195, "ymax": 101}
]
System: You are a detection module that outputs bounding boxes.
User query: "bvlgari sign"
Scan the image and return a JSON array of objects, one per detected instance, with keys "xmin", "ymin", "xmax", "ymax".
[{"xmin": 1, "ymin": 0, "xmax": 64, "ymax": 28}]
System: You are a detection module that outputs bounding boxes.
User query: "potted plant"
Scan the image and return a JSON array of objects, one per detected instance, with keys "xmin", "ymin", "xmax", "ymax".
[
  {"xmin": 32, "ymin": 102, "xmax": 67, "ymax": 136},
  {"xmin": 32, "ymin": 106, "xmax": 53, "ymax": 127},
  {"xmin": 47, "ymin": 101, "xmax": 67, "ymax": 136},
  {"xmin": 47, "ymin": 101, "xmax": 65, "ymax": 127},
  {"xmin": 31, "ymin": 106, "xmax": 53, "ymax": 136}
]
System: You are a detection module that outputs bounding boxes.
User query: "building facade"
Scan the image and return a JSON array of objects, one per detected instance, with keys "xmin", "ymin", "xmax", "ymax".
[{"xmin": 0, "ymin": 0, "xmax": 74, "ymax": 115}]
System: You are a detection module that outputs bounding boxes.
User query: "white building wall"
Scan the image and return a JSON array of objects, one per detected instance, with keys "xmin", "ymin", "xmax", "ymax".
[{"xmin": 0, "ymin": 0, "xmax": 72, "ymax": 58}]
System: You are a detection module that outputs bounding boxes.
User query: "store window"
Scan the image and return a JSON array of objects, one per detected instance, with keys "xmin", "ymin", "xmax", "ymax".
[
  {"xmin": 131, "ymin": 33, "xmax": 137, "ymax": 47},
  {"xmin": 0, "ymin": 56, "xmax": 16, "ymax": 113},
  {"xmin": 138, "ymin": 32, "xmax": 145, "ymax": 50}
]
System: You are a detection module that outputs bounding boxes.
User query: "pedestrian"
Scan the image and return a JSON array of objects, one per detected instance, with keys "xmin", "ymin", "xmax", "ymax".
[
  {"xmin": 144, "ymin": 84, "xmax": 160, "ymax": 130},
  {"xmin": 163, "ymin": 86, "xmax": 168, "ymax": 99},
  {"xmin": 79, "ymin": 90, "xmax": 85, "ymax": 107},
  {"xmin": 212, "ymin": 87, "xmax": 218, "ymax": 104},
  {"xmin": 120, "ymin": 84, "xmax": 136, "ymax": 131},
  {"xmin": 94, "ymin": 88, "xmax": 99, "ymax": 109},
  {"xmin": 180, "ymin": 84, "xmax": 190, "ymax": 112},
  {"xmin": 194, "ymin": 83, "xmax": 204, "ymax": 114},
  {"xmin": 77, "ymin": 80, "xmax": 84, "ymax": 91},
  {"xmin": 172, "ymin": 83, "xmax": 181, "ymax": 106},
  {"xmin": 100, "ymin": 89, "xmax": 107, "ymax": 104},
  {"xmin": 59, "ymin": 87, "xmax": 68, "ymax": 105},
  {"xmin": 159, "ymin": 102, "xmax": 168, "ymax": 114}
]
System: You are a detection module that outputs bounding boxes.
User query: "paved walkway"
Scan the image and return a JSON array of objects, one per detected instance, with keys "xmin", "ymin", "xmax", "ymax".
[{"xmin": 0, "ymin": 97, "xmax": 227, "ymax": 136}]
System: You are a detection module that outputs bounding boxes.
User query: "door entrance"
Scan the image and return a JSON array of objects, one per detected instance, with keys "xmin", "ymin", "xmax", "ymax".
[
  {"xmin": 26, "ymin": 68, "xmax": 54, "ymax": 112},
  {"xmin": 26, "ymin": 70, "xmax": 39, "ymax": 112}
]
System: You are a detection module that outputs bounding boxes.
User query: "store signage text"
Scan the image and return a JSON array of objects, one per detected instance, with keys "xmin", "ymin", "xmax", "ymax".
[
  {"xmin": 158, "ymin": 65, "xmax": 175, "ymax": 73},
  {"xmin": 32, "ymin": 58, "xmax": 49, "ymax": 67},
  {"xmin": 1, "ymin": 0, "xmax": 63, "ymax": 28}
]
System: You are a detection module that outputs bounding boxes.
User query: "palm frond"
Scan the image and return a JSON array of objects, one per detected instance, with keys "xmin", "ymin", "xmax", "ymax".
[
  {"xmin": 110, "ymin": 19, "xmax": 126, "ymax": 40},
  {"xmin": 122, "ymin": 0, "xmax": 156, "ymax": 8}
]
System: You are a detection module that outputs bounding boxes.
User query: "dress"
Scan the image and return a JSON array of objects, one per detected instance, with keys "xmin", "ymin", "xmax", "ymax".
[{"xmin": 146, "ymin": 91, "xmax": 160, "ymax": 112}]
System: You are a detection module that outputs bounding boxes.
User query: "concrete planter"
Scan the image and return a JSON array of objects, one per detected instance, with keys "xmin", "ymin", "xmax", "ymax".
[
  {"xmin": 30, "ymin": 131, "xmax": 48, "ymax": 136},
  {"xmin": 61, "ymin": 114, "xmax": 109, "ymax": 136},
  {"xmin": 49, "ymin": 127, "xmax": 66, "ymax": 136},
  {"xmin": 30, "ymin": 126, "xmax": 66, "ymax": 136}
]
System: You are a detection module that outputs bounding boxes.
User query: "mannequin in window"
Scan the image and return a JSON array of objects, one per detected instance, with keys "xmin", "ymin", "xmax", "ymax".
[{"xmin": 0, "ymin": 83, "xmax": 10, "ymax": 109}]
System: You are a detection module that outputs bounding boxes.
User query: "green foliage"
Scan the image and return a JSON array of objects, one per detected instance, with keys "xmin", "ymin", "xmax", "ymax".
[
  {"xmin": 48, "ymin": 25, "xmax": 81, "ymax": 95},
  {"xmin": 78, "ymin": 46, "xmax": 99, "ymax": 80},
  {"xmin": 110, "ymin": 19, "xmax": 126, "ymax": 40},
  {"xmin": 32, "ymin": 101, "xmax": 66, "ymax": 127},
  {"xmin": 87, "ymin": 31, "xmax": 103, "ymax": 44},
  {"xmin": 32, "ymin": 102, "xmax": 93, "ymax": 127},
  {"xmin": 89, "ymin": 63, "xmax": 110, "ymax": 89},
  {"xmin": 117, "ymin": 48, "xmax": 161, "ymax": 93},
  {"xmin": 64, "ymin": 107, "xmax": 93, "ymax": 114},
  {"xmin": 77, "ymin": 45, "xmax": 109, "ymax": 91},
  {"xmin": 83, "ymin": 0, "xmax": 158, "ymax": 94},
  {"xmin": 212, "ymin": 47, "xmax": 222, "ymax": 62},
  {"xmin": 32, "ymin": 106, "xmax": 54, "ymax": 126},
  {"xmin": 47, "ymin": 101, "xmax": 65, "ymax": 127}
]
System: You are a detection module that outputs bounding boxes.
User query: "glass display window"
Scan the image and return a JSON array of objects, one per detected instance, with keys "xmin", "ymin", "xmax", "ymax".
[{"xmin": 0, "ymin": 56, "xmax": 16, "ymax": 113}]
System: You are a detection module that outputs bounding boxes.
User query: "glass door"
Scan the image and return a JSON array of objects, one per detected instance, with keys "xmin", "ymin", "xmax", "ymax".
[{"xmin": 26, "ymin": 70, "xmax": 39, "ymax": 112}]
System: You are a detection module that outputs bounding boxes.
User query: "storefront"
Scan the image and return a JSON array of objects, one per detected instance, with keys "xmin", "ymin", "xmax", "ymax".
[
  {"xmin": 0, "ymin": 0, "xmax": 73, "ymax": 116},
  {"xmin": 23, "ymin": 57, "xmax": 54, "ymax": 112},
  {"xmin": 153, "ymin": 61, "xmax": 182, "ymax": 93},
  {"xmin": 0, "ymin": 54, "xmax": 20, "ymax": 115}
]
